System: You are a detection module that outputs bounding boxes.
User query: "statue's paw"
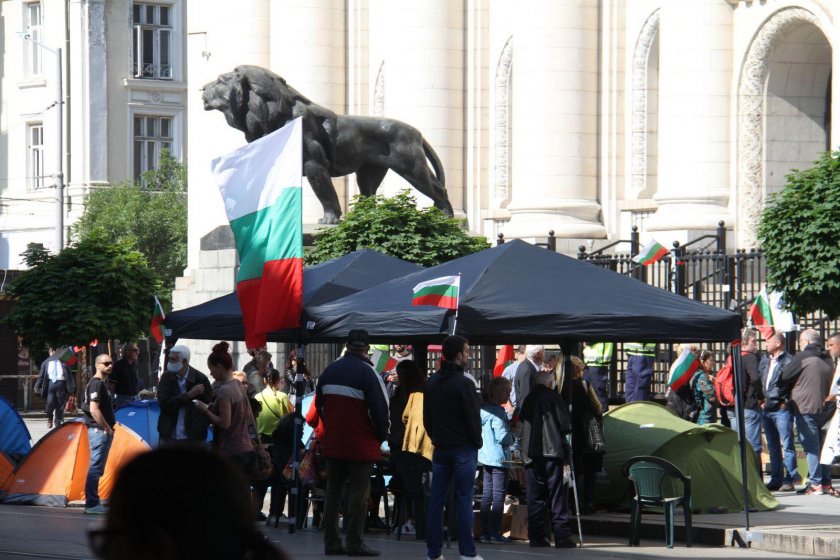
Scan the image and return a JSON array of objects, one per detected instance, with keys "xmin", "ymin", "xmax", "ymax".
[{"xmin": 319, "ymin": 213, "xmax": 341, "ymax": 225}]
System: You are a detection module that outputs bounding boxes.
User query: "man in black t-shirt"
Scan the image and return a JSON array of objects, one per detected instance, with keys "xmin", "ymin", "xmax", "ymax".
[{"xmin": 84, "ymin": 354, "xmax": 116, "ymax": 515}]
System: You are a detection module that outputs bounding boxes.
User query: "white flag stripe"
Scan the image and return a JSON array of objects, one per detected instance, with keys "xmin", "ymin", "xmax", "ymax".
[
  {"xmin": 412, "ymin": 275, "xmax": 460, "ymax": 293},
  {"xmin": 211, "ymin": 118, "xmax": 303, "ymax": 221}
]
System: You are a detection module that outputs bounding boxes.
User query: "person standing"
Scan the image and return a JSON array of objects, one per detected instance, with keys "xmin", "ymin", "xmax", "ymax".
[
  {"xmin": 111, "ymin": 343, "xmax": 143, "ymax": 410},
  {"xmin": 83, "ymin": 354, "xmax": 116, "ymax": 515},
  {"xmin": 624, "ymin": 342, "xmax": 655, "ymax": 402},
  {"xmin": 37, "ymin": 349, "xmax": 75, "ymax": 429},
  {"xmin": 478, "ymin": 377, "xmax": 514, "ymax": 544},
  {"xmin": 760, "ymin": 333, "xmax": 797, "ymax": 491},
  {"xmin": 424, "ymin": 335, "xmax": 483, "ymax": 560},
  {"xmin": 693, "ymin": 350, "xmax": 718, "ymax": 425},
  {"xmin": 156, "ymin": 344, "xmax": 213, "ymax": 445},
  {"xmin": 730, "ymin": 328, "xmax": 764, "ymax": 472},
  {"xmin": 519, "ymin": 368, "xmax": 575, "ymax": 548},
  {"xmin": 243, "ymin": 349, "xmax": 273, "ymax": 397},
  {"xmin": 779, "ymin": 329, "xmax": 834, "ymax": 495},
  {"xmin": 513, "ymin": 345, "xmax": 544, "ymax": 415},
  {"xmin": 583, "ymin": 342, "xmax": 613, "ymax": 412},
  {"xmin": 316, "ymin": 329, "xmax": 389, "ymax": 557},
  {"xmin": 501, "ymin": 345, "xmax": 526, "ymax": 409}
]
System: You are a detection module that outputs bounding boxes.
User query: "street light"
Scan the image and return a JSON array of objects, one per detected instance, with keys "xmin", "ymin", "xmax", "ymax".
[{"xmin": 19, "ymin": 33, "xmax": 64, "ymax": 253}]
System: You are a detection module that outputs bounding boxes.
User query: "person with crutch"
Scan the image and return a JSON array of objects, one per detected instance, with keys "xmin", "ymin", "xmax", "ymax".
[{"xmin": 518, "ymin": 368, "xmax": 577, "ymax": 547}]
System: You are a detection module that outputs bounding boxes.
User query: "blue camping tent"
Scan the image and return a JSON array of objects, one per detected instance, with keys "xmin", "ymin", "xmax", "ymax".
[
  {"xmin": 116, "ymin": 400, "xmax": 212, "ymax": 448},
  {"xmin": 0, "ymin": 396, "xmax": 31, "ymax": 456}
]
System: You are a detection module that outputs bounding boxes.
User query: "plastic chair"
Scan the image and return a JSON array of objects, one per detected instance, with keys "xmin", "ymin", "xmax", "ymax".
[{"xmin": 621, "ymin": 455, "xmax": 692, "ymax": 548}]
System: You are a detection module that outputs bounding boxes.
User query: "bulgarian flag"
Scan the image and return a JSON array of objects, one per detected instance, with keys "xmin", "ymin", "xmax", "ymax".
[
  {"xmin": 412, "ymin": 275, "xmax": 460, "ymax": 309},
  {"xmin": 371, "ymin": 348, "xmax": 398, "ymax": 373},
  {"xmin": 56, "ymin": 346, "xmax": 77, "ymax": 367},
  {"xmin": 667, "ymin": 349, "xmax": 701, "ymax": 390},
  {"xmin": 749, "ymin": 288, "xmax": 795, "ymax": 339},
  {"xmin": 493, "ymin": 345, "xmax": 515, "ymax": 377},
  {"xmin": 632, "ymin": 239, "xmax": 669, "ymax": 266},
  {"xmin": 212, "ymin": 119, "xmax": 304, "ymax": 349},
  {"xmin": 150, "ymin": 295, "xmax": 165, "ymax": 344}
]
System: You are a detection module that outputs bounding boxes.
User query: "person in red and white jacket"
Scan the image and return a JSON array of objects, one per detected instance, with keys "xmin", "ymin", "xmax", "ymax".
[{"xmin": 316, "ymin": 329, "xmax": 389, "ymax": 557}]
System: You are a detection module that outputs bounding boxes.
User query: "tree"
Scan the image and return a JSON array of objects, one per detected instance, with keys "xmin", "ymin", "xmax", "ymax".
[
  {"xmin": 3, "ymin": 236, "xmax": 162, "ymax": 350},
  {"xmin": 306, "ymin": 190, "xmax": 490, "ymax": 266},
  {"xmin": 72, "ymin": 151, "xmax": 187, "ymax": 293},
  {"xmin": 757, "ymin": 150, "xmax": 840, "ymax": 319}
]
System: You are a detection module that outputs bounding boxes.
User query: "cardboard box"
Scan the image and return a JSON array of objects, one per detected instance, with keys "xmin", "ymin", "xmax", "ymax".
[{"xmin": 506, "ymin": 504, "xmax": 529, "ymax": 540}]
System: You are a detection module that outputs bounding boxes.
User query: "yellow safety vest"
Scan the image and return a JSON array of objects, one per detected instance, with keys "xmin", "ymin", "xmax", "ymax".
[
  {"xmin": 583, "ymin": 343, "xmax": 614, "ymax": 367},
  {"xmin": 625, "ymin": 342, "xmax": 655, "ymax": 357}
]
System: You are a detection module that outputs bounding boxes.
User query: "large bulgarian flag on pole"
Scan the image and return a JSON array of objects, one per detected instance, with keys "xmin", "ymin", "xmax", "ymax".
[
  {"xmin": 749, "ymin": 287, "xmax": 795, "ymax": 339},
  {"xmin": 667, "ymin": 348, "xmax": 701, "ymax": 390},
  {"xmin": 212, "ymin": 118, "xmax": 304, "ymax": 349},
  {"xmin": 412, "ymin": 275, "xmax": 461, "ymax": 309},
  {"xmin": 632, "ymin": 239, "xmax": 669, "ymax": 266}
]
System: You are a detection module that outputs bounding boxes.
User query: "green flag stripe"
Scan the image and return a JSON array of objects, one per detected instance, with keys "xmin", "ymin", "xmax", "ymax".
[
  {"xmin": 413, "ymin": 284, "xmax": 459, "ymax": 299},
  {"xmin": 230, "ymin": 187, "xmax": 302, "ymax": 282}
]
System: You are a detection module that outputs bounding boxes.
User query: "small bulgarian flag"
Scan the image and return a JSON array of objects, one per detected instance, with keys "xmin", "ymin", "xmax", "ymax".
[
  {"xmin": 667, "ymin": 349, "xmax": 701, "ymax": 390},
  {"xmin": 412, "ymin": 275, "xmax": 461, "ymax": 310},
  {"xmin": 749, "ymin": 288, "xmax": 794, "ymax": 338},
  {"xmin": 150, "ymin": 295, "xmax": 166, "ymax": 344},
  {"xmin": 632, "ymin": 239, "xmax": 669, "ymax": 266},
  {"xmin": 493, "ymin": 345, "xmax": 515, "ymax": 377},
  {"xmin": 212, "ymin": 119, "xmax": 304, "ymax": 349},
  {"xmin": 56, "ymin": 346, "xmax": 77, "ymax": 367},
  {"xmin": 371, "ymin": 348, "xmax": 398, "ymax": 373}
]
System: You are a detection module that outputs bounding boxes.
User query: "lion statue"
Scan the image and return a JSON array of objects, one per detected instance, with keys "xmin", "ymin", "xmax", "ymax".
[{"xmin": 202, "ymin": 65, "xmax": 454, "ymax": 224}]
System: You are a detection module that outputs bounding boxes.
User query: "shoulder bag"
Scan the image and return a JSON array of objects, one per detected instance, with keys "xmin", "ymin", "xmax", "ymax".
[
  {"xmin": 242, "ymin": 385, "xmax": 273, "ymax": 481},
  {"xmin": 582, "ymin": 380, "xmax": 606, "ymax": 454}
]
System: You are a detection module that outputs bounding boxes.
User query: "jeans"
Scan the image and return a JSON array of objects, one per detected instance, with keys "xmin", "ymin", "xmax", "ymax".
[
  {"xmin": 624, "ymin": 356, "xmax": 653, "ymax": 402},
  {"xmin": 427, "ymin": 445, "xmax": 478, "ymax": 558},
  {"xmin": 324, "ymin": 459, "xmax": 373, "ymax": 553},
  {"xmin": 728, "ymin": 408, "xmax": 763, "ymax": 472},
  {"xmin": 46, "ymin": 381, "xmax": 68, "ymax": 425},
  {"xmin": 763, "ymin": 408, "xmax": 798, "ymax": 485},
  {"xmin": 480, "ymin": 466, "xmax": 507, "ymax": 539},
  {"xmin": 794, "ymin": 413, "xmax": 830, "ymax": 486},
  {"xmin": 525, "ymin": 457, "xmax": 571, "ymax": 542},
  {"xmin": 85, "ymin": 427, "xmax": 113, "ymax": 508}
]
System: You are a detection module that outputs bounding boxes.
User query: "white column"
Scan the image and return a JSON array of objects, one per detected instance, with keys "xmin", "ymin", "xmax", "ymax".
[
  {"xmin": 186, "ymin": 0, "xmax": 270, "ymax": 270},
  {"xmin": 369, "ymin": 0, "xmax": 465, "ymax": 214},
  {"xmin": 504, "ymin": 0, "xmax": 606, "ymax": 240},
  {"xmin": 67, "ymin": 0, "xmax": 108, "ymax": 190},
  {"xmin": 270, "ymin": 0, "xmax": 346, "ymax": 223},
  {"xmin": 646, "ymin": 0, "xmax": 732, "ymax": 233}
]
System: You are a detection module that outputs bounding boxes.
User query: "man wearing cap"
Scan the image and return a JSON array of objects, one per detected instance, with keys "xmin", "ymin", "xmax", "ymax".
[{"xmin": 316, "ymin": 329, "xmax": 390, "ymax": 557}]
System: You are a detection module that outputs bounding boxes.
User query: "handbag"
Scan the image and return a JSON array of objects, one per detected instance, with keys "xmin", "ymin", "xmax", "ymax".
[
  {"xmin": 241, "ymin": 384, "xmax": 273, "ymax": 481},
  {"xmin": 64, "ymin": 394, "xmax": 76, "ymax": 413},
  {"xmin": 283, "ymin": 447, "xmax": 318, "ymax": 487},
  {"xmin": 582, "ymin": 381, "xmax": 606, "ymax": 454}
]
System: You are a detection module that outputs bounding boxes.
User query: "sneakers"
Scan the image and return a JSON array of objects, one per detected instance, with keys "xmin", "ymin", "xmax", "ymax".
[
  {"xmin": 490, "ymin": 535, "xmax": 512, "ymax": 544},
  {"xmin": 765, "ymin": 481, "xmax": 782, "ymax": 492},
  {"xmin": 401, "ymin": 520, "xmax": 416, "ymax": 535},
  {"xmin": 84, "ymin": 505, "xmax": 108, "ymax": 515},
  {"xmin": 459, "ymin": 556, "xmax": 484, "ymax": 560},
  {"xmin": 822, "ymin": 485, "xmax": 839, "ymax": 496},
  {"xmin": 778, "ymin": 483, "xmax": 795, "ymax": 492}
]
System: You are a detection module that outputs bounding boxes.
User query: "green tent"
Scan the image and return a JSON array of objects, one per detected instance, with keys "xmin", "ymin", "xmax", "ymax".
[{"xmin": 596, "ymin": 402, "xmax": 778, "ymax": 513}]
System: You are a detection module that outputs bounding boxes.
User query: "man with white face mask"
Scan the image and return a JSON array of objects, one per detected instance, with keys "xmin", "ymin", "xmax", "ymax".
[{"xmin": 156, "ymin": 345, "xmax": 213, "ymax": 444}]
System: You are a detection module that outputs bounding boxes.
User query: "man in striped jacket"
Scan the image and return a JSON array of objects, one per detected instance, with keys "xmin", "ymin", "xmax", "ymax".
[{"xmin": 317, "ymin": 329, "xmax": 390, "ymax": 556}]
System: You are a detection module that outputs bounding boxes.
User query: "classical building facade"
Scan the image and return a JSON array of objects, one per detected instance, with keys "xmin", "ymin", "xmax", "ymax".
[
  {"xmin": 0, "ymin": 0, "xmax": 187, "ymax": 268},
  {"xmin": 185, "ymin": 0, "xmax": 837, "ymax": 269}
]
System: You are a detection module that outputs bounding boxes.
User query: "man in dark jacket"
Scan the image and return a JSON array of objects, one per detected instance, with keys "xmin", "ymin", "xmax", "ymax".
[
  {"xmin": 111, "ymin": 342, "xmax": 143, "ymax": 410},
  {"xmin": 760, "ymin": 332, "xmax": 797, "ymax": 491},
  {"xmin": 778, "ymin": 329, "xmax": 834, "ymax": 494},
  {"xmin": 513, "ymin": 345, "xmax": 544, "ymax": 415},
  {"xmin": 317, "ymin": 329, "xmax": 389, "ymax": 557},
  {"xmin": 156, "ymin": 345, "xmax": 212, "ymax": 444},
  {"xmin": 424, "ymin": 335, "xmax": 483, "ymax": 560},
  {"xmin": 36, "ymin": 349, "xmax": 76, "ymax": 429},
  {"xmin": 728, "ymin": 328, "xmax": 764, "ymax": 472},
  {"xmin": 519, "ymin": 369, "xmax": 575, "ymax": 548}
]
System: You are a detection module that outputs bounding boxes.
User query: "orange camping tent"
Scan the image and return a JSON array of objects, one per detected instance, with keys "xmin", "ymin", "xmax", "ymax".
[
  {"xmin": 0, "ymin": 451, "xmax": 14, "ymax": 490},
  {"xmin": 0, "ymin": 421, "xmax": 150, "ymax": 506}
]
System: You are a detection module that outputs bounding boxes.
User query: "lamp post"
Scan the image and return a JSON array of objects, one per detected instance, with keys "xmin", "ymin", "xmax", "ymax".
[{"xmin": 21, "ymin": 34, "xmax": 64, "ymax": 253}]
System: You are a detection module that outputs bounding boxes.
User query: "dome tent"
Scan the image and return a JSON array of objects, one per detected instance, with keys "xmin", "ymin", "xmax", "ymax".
[
  {"xmin": 596, "ymin": 402, "xmax": 778, "ymax": 513},
  {"xmin": 0, "ymin": 395, "xmax": 31, "ymax": 457}
]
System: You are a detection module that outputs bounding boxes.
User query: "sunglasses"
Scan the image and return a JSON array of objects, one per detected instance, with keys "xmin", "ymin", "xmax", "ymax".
[{"xmin": 99, "ymin": 361, "xmax": 113, "ymax": 366}]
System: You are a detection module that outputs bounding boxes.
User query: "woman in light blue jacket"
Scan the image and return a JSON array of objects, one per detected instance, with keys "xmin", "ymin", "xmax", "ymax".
[{"xmin": 478, "ymin": 377, "xmax": 514, "ymax": 544}]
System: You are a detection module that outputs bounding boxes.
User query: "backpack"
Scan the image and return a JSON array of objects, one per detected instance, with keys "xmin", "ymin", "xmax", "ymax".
[
  {"xmin": 714, "ymin": 356, "xmax": 735, "ymax": 407},
  {"xmin": 666, "ymin": 378, "xmax": 700, "ymax": 422}
]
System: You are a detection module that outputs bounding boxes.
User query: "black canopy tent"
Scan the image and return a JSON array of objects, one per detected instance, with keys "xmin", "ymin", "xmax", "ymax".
[
  {"xmin": 304, "ymin": 240, "xmax": 742, "ymax": 344},
  {"xmin": 164, "ymin": 249, "xmax": 423, "ymax": 342}
]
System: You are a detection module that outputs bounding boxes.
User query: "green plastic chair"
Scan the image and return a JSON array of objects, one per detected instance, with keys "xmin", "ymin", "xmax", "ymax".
[{"xmin": 621, "ymin": 456, "xmax": 692, "ymax": 548}]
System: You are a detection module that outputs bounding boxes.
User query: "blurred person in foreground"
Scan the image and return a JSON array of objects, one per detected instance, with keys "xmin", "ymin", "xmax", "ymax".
[{"xmin": 88, "ymin": 446, "xmax": 288, "ymax": 560}]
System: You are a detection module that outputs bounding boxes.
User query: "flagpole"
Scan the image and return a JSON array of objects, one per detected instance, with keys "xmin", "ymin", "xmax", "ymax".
[{"xmin": 451, "ymin": 273, "xmax": 461, "ymax": 335}]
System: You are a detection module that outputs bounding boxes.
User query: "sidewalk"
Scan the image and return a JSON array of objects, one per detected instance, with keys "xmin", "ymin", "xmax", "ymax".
[{"xmin": 19, "ymin": 417, "xmax": 840, "ymax": 557}]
